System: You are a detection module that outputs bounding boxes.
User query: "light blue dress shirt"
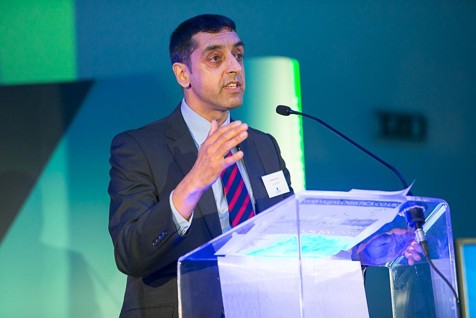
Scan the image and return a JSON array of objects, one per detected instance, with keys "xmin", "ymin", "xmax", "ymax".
[{"xmin": 169, "ymin": 100, "xmax": 255, "ymax": 234}]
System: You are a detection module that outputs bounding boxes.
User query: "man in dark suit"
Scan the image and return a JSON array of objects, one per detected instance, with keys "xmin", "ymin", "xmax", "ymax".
[{"xmin": 108, "ymin": 14, "xmax": 293, "ymax": 317}]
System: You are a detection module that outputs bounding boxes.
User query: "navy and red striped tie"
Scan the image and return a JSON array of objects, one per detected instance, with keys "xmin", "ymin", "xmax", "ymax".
[{"xmin": 221, "ymin": 152, "xmax": 255, "ymax": 227}]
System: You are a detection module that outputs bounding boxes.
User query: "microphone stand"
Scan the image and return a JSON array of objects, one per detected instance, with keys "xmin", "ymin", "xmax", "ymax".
[{"xmin": 276, "ymin": 105, "xmax": 460, "ymax": 314}]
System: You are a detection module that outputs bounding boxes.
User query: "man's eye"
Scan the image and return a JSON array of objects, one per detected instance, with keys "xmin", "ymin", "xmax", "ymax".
[
  {"xmin": 234, "ymin": 52, "xmax": 244, "ymax": 61},
  {"xmin": 209, "ymin": 55, "xmax": 221, "ymax": 62}
]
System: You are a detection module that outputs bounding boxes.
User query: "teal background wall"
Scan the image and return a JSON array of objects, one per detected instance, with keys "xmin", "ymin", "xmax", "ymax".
[{"xmin": 1, "ymin": 1, "xmax": 475, "ymax": 317}]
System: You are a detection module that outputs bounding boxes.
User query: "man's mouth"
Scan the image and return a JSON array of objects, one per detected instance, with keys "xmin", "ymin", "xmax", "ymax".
[{"xmin": 224, "ymin": 82, "xmax": 240, "ymax": 88}]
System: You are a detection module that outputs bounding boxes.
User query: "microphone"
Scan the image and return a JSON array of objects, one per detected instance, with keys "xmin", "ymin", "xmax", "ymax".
[
  {"xmin": 276, "ymin": 105, "xmax": 410, "ymax": 193},
  {"xmin": 401, "ymin": 202, "xmax": 427, "ymax": 244}
]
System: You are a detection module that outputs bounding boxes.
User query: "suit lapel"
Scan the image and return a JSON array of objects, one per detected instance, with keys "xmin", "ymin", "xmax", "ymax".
[
  {"xmin": 165, "ymin": 106, "xmax": 222, "ymax": 238},
  {"xmin": 240, "ymin": 136, "xmax": 269, "ymax": 212}
]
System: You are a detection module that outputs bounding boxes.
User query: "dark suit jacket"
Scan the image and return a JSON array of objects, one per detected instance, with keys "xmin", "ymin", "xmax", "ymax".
[{"xmin": 108, "ymin": 105, "xmax": 293, "ymax": 317}]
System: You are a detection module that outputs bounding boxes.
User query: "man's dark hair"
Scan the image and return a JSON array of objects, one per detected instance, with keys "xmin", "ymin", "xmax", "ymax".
[{"xmin": 169, "ymin": 14, "xmax": 236, "ymax": 68}]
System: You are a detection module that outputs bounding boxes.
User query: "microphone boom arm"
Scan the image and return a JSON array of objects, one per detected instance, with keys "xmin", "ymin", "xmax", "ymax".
[{"xmin": 277, "ymin": 105, "xmax": 410, "ymax": 191}]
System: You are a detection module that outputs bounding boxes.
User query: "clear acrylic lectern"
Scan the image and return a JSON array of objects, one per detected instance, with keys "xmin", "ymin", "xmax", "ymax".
[{"xmin": 178, "ymin": 190, "xmax": 458, "ymax": 317}]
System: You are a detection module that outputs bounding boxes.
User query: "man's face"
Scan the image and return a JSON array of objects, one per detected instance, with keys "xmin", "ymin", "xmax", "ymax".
[{"xmin": 184, "ymin": 30, "xmax": 245, "ymax": 119}]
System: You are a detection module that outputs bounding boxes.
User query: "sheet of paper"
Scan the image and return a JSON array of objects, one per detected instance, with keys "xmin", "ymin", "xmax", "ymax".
[{"xmin": 216, "ymin": 188, "xmax": 410, "ymax": 257}]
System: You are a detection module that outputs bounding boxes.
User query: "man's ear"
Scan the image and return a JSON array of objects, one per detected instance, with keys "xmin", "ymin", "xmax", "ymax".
[{"xmin": 172, "ymin": 63, "xmax": 191, "ymax": 88}]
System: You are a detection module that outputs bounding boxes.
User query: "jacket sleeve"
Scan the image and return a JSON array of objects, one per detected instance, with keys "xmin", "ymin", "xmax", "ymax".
[{"xmin": 108, "ymin": 132, "xmax": 186, "ymax": 278}]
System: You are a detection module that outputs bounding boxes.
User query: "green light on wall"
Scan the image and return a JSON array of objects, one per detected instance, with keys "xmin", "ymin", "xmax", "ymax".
[
  {"xmin": 235, "ymin": 56, "xmax": 306, "ymax": 191},
  {"xmin": 0, "ymin": 0, "xmax": 76, "ymax": 84}
]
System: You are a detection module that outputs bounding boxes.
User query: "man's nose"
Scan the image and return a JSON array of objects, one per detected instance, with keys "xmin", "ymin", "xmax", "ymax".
[{"xmin": 227, "ymin": 54, "xmax": 242, "ymax": 73}]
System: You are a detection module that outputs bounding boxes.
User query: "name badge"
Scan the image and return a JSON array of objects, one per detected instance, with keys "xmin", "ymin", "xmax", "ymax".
[{"xmin": 261, "ymin": 170, "xmax": 290, "ymax": 198}]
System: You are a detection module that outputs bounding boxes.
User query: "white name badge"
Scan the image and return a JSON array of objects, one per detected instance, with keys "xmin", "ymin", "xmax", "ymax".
[{"xmin": 261, "ymin": 170, "xmax": 290, "ymax": 198}]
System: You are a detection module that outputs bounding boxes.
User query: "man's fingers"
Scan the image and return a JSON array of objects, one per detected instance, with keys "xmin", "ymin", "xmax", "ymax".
[
  {"xmin": 207, "ymin": 120, "xmax": 243, "ymax": 140},
  {"xmin": 192, "ymin": 120, "xmax": 249, "ymax": 188},
  {"xmin": 208, "ymin": 120, "xmax": 218, "ymax": 137},
  {"xmin": 412, "ymin": 241, "xmax": 424, "ymax": 253},
  {"xmin": 204, "ymin": 120, "xmax": 249, "ymax": 157},
  {"xmin": 404, "ymin": 241, "xmax": 423, "ymax": 266},
  {"xmin": 222, "ymin": 150, "xmax": 244, "ymax": 169},
  {"xmin": 216, "ymin": 123, "xmax": 248, "ymax": 156}
]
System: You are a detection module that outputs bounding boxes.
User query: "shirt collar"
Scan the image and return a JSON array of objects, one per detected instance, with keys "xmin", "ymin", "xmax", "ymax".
[{"xmin": 180, "ymin": 99, "xmax": 231, "ymax": 147}]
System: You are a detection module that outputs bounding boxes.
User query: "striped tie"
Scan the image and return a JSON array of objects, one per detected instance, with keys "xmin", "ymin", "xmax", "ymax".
[{"xmin": 221, "ymin": 152, "xmax": 255, "ymax": 227}]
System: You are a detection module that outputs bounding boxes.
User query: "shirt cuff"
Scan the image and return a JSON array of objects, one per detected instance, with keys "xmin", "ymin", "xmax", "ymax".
[{"xmin": 170, "ymin": 190, "xmax": 193, "ymax": 236}]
